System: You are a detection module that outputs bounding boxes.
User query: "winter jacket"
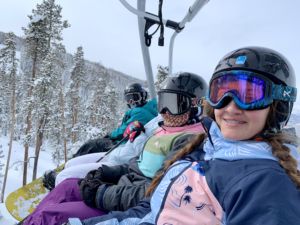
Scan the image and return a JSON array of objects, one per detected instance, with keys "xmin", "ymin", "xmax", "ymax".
[
  {"xmin": 74, "ymin": 118, "xmax": 300, "ymax": 225},
  {"xmin": 92, "ymin": 122, "xmax": 204, "ymax": 213},
  {"xmin": 109, "ymin": 98, "xmax": 158, "ymax": 142},
  {"xmin": 55, "ymin": 115, "xmax": 162, "ymax": 186}
]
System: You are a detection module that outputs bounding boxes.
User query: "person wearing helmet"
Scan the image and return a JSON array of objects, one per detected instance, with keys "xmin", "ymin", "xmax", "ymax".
[
  {"xmin": 22, "ymin": 73, "xmax": 208, "ymax": 225},
  {"xmin": 42, "ymin": 83, "xmax": 158, "ymax": 191},
  {"xmin": 72, "ymin": 47, "xmax": 300, "ymax": 225},
  {"xmin": 109, "ymin": 83, "xmax": 157, "ymax": 143},
  {"xmin": 124, "ymin": 83, "xmax": 148, "ymax": 108}
]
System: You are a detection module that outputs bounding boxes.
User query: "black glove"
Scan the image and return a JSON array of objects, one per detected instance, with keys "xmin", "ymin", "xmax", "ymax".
[
  {"xmin": 73, "ymin": 138, "xmax": 113, "ymax": 158},
  {"xmin": 42, "ymin": 170, "xmax": 57, "ymax": 191},
  {"xmin": 79, "ymin": 168, "xmax": 106, "ymax": 207}
]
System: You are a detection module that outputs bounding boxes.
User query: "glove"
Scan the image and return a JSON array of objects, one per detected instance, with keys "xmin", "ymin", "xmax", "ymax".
[
  {"xmin": 79, "ymin": 178, "xmax": 102, "ymax": 207},
  {"xmin": 73, "ymin": 137, "xmax": 113, "ymax": 157},
  {"xmin": 79, "ymin": 168, "xmax": 105, "ymax": 207},
  {"xmin": 42, "ymin": 170, "xmax": 57, "ymax": 191},
  {"xmin": 123, "ymin": 121, "xmax": 145, "ymax": 142}
]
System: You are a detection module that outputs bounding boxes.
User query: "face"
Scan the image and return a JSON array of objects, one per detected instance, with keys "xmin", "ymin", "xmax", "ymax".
[
  {"xmin": 161, "ymin": 111, "xmax": 190, "ymax": 127},
  {"xmin": 214, "ymin": 100, "xmax": 270, "ymax": 140}
]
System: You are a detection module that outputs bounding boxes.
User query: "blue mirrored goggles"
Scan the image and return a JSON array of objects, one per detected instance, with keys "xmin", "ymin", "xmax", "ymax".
[{"xmin": 206, "ymin": 70, "xmax": 297, "ymax": 110}]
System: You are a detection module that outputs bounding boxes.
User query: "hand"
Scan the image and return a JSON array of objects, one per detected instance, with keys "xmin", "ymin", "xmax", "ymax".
[
  {"xmin": 123, "ymin": 121, "xmax": 145, "ymax": 142},
  {"xmin": 42, "ymin": 170, "xmax": 57, "ymax": 191},
  {"xmin": 79, "ymin": 177, "xmax": 102, "ymax": 207},
  {"xmin": 79, "ymin": 168, "xmax": 105, "ymax": 207}
]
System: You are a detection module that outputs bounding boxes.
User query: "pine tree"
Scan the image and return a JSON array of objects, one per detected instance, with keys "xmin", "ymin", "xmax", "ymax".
[
  {"xmin": 0, "ymin": 32, "xmax": 18, "ymax": 202},
  {"xmin": 68, "ymin": 46, "xmax": 85, "ymax": 143},
  {"xmin": 21, "ymin": 0, "xmax": 69, "ymax": 185},
  {"xmin": 31, "ymin": 48, "xmax": 62, "ymax": 179},
  {"xmin": 103, "ymin": 81, "xmax": 119, "ymax": 133},
  {"xmin": 45, "ymin": 44, "xmax": 68, "ymax": 165},
  {"xmin": 155, "ymin": 65, "xmax": 169, "ymax": 90},
  {"xmin": 0, "ymin": 144, "xmax": 4, "ymax": 200}
]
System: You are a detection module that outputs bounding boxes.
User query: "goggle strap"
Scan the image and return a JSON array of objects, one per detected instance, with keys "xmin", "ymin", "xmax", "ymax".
[{"xmin": 272, "ymin": 84, "xmax": 297, "ymax": 102}]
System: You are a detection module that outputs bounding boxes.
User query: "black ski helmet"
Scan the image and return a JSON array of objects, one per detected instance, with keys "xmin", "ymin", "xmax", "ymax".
[
  {"xmin": 158, "ymin": 72, "xmax": 208, "ymax": 115},
  {"xmin": 124, "ymin": 83, "xmax": 148, "ymax": 108},
  {"xmin": 212, "ymin": 46, "xmax": 297, "ymax": 131}
]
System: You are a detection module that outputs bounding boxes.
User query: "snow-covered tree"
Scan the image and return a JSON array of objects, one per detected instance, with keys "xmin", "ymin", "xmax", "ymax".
[
  {"xmin": 155, "ymin": 64, "xmax": 169, "ymax": 91},
  {"xmin": 103, "ymin": 81, "xmax": 119, "ymax": 133},
  {"xmin": 31, "ymin": 47, "xmax": 63, "ymax": 179},
  {"xmin": 67, "ymin": 46, "xmax": 86, "ymax": 143},
  {"xmin": 21, "ymin": 0, "xmax": 69, "ymax": 185},
  {"xmin": 0, "ymin": 32, "xmax": 19, "ymax": 201},
  {"xmin": 45, "ymin": 44, "xmax": 68, "ymax": 165},
  {"xmin": 0, "ymin": 144, "xmax": 4, "ymax": 190}
]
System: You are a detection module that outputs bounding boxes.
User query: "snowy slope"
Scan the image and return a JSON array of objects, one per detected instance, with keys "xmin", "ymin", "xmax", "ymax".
[{"xmin": 0, "ymin": 136, "xmax": 56, "ymax": 224}]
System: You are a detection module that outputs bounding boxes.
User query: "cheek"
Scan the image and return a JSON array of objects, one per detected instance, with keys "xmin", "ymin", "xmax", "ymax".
[
  {"xmin": 248, "ymin": 108, "xmax": 270, "ymax": 131},
  {"xmin": 214, "ymin": 109, "xmax": 222, "ymax": 123}
]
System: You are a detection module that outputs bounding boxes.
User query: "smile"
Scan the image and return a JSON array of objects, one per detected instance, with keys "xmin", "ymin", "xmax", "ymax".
[{"xmin": 224, "ymin": 119, "xmax": 246, "ymax": 124}]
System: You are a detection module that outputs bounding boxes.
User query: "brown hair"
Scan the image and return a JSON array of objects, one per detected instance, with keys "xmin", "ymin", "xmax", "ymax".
[
  {"xmin": 264, "ymin": 101, "xmax": 300, "ymax": 188},
  {"xmin": 146, "ymin": 102, "xmax": 300, "ymax": 196}
]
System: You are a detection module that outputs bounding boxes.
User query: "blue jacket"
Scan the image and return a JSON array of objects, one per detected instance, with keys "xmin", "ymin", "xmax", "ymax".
[
  {"xmin": 110, "ymin": 99, "xmax": 158, "ymax": 142},
  {"xmin": 72, "ymin": 119, "xmax": 300, "ymax": 225}
]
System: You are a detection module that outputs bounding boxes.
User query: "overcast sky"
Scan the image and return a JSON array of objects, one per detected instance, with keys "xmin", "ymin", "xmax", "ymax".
[{"xmin": 0, "ymin": 0, "xmax": 300, "ymax": 94}]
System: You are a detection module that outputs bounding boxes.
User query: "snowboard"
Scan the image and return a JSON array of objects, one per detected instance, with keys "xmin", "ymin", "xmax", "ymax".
[{"xmin": 5, "ymin": 165, "xmax": 64, "ymax": 222}]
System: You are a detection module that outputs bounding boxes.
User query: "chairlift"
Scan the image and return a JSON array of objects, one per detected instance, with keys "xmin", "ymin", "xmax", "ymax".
[{"xmin": 119, "ymin": 0, "xmax": 209, "ymax": 98}]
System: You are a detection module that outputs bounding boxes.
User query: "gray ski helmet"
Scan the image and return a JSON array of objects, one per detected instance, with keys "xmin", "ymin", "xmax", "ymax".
[
  {"xmin": 124, "ymin": 83, "xmax": 148, "ymax": 108},
  {"xmin": 213, "ymin": 46, "xmax": 297, "ymax": 131},
  {"xmin": 159, "ymin": 72, "xmax": 208, "ymax": 98},
  {"xmin": 158, "ymin": 72, "xmax": 208, "ymax": 115}
]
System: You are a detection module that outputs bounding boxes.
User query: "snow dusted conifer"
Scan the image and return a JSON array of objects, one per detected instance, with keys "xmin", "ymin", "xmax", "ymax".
[
  {"xmin": 103, "ymin": 81, "xmax": 120, "ymax": 132},
  {"xmin": 21, "ymin": 0, "xmax": 69, "ymax": 185},
  {"xmin": 31, "ymin": 48, "xmax": 63, "ymax": 179},
  {"xmin": 68, "ymin": 46, "xmax": 85, "ymax": 143},
  {"xmin": 155, "ymin": 64, "xmax": 169, "ymax": 90},
  {"xmin": 0, "ymin": 144, "xmax": 4, "ymax": 192},
  {"xmin": 0, "ymin": 32, "xmax": 19, "ymax": 202},
  {"xmin": 45, "ymin": 44, "xmax": 68, "ymax": 165}
]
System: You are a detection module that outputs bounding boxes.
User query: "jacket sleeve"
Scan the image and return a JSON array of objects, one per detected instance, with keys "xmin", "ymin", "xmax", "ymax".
[
  {"xmin": 110, "ymin": 102, "xmax": 157, "ymax": 141},
  {"xmin": 107, "ymin": 132, "xmax": 149, "ymax": 165},
  {"xmin": 223, "ymin": 168, "xmax": 300, "ymax": 225},
  {"xmin": 76, "ymin": 198, "xmax": 151, "ymax": 225},
  {"xmin": 106, "ymin": 115, "xmax": 161, "ymax": 165},
  {"xmin": 95, "ymin": 173, "xmax": 151, "ymax": 211},
  {"xmin": 109, "ymin": 110, "xmax": 132, "ymax": 141},
  {"xmin": 97, "ymin": 164, "xmax": 129, "ymax": 184}
]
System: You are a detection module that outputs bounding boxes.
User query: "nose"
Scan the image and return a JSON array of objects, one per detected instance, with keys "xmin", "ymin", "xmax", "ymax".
[{"xmin": 224, "ymin": 100, "xmax": 243, "ymax": 113}]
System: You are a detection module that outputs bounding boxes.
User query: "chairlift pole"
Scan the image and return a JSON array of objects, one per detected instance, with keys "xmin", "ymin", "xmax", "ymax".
[
  {"xmin": 137, "ymin": 0, "xmax": 156, "ymax": 99},
  {"xmin": 119, "ymin": 0, "xmax": 209, "ymax": 91},
  {"xmin": 168, "ymin": 0, "xmax": 209, "ymax": 75}
]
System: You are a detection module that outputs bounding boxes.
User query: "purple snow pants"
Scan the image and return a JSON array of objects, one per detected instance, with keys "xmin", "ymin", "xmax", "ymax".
[{"xmin": 23, "ymin": 178, "xmax": 106, "ymax": 225}]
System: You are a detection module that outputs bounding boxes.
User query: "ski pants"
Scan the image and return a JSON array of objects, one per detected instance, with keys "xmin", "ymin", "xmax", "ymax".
[
  {"xmin": 55, "ymin": 152, "xmax": 113, "ymax": 186},
  {"xmin": 23, "ymin": 178, "xmax": 105, "ymax": 225}
]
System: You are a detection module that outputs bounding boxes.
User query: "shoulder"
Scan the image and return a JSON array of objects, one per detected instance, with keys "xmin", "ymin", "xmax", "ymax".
[
  {"xmin": 207, "ymin": 159, "xmax": 299, "ymax": 204},
  {"xmin": 210, "ymin": 159, "xmax": 300, "ymax": 225}
]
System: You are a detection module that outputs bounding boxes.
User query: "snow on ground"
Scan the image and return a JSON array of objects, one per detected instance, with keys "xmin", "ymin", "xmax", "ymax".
[{"xmin": 0, "ymin": 135, "xmax": 56, "ymax": 224}]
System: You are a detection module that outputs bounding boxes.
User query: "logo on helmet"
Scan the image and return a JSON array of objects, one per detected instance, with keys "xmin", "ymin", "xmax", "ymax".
[{"xmin": 235, "ymin": 56, "xmax": 247, "ymax": 65}]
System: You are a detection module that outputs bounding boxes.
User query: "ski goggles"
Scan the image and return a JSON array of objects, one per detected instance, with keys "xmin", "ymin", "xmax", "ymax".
[
  {"xmin": 124, "ymin": 92, "xmax": 142, "ymax": 104},
  {"xmin": 158, "ymin": 91, "xmax": 192, "ymax": 115},
  {"xmin": 207, "ymin": 70, "xmax": 297, "ymax": 110}
]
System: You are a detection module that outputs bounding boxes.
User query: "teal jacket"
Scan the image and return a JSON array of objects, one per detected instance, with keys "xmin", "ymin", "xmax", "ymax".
[{"xmin": 109, "ymin": 98, "xmax": 157, "ymax": 142}]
